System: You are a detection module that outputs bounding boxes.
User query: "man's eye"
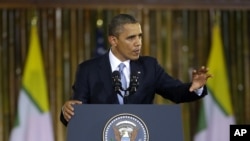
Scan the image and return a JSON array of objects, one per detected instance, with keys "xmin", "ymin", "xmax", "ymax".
[
  {"xmin": 127, "ymin": 36, "xmax": 135, "ymax": 40},
  {"xmin": 127, "ymin": 37, "xmax": 134, "ymax": 41}
]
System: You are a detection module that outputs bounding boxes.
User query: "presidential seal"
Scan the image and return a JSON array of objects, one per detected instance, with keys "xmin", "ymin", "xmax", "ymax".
[{"xmin": 103, "ymin": 113, "xmax": 149, "ymax": 141}]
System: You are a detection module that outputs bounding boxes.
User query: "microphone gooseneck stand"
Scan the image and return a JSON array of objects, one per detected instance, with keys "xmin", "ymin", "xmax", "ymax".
[{"xmin": 112, "ymin": 71, "xmax": 139, "ymax": 104}]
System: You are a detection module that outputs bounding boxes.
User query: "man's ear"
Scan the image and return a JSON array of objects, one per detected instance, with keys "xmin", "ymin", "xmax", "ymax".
[{"xmin": 108, "ymin": 36, "xmax": 117, "ymax": 47}]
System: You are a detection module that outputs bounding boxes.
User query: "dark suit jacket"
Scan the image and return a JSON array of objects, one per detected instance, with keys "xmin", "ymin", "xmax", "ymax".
[{"xmin": 60, "ymin": 52, "xmax": 207, "ymax": 125}]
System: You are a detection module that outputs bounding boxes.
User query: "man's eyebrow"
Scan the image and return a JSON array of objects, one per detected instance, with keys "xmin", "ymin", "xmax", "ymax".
[
  {"xmin": 126, "ymin": 33, "xmax": 143, "ymax": 39},
  {"xmin": 126, "ymin": 35, "xmax": 136, "ymax": 39}
]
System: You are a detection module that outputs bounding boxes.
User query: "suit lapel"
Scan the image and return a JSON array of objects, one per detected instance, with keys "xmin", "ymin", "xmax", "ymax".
[
  {"xmin": 98, "ymin": 53, "xmax": 119, "ymax": 104},
  {"xmin": 130, "ymin": 59, "xmax": 143, "ymax": 92}
]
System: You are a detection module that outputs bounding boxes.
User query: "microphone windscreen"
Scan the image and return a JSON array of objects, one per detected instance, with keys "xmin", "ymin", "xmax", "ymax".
[
  {"xmin": 112, "ymin": 70, "xmax": 120, "ymax": 79},
  {"xmin": 112, "ymin": 71, "xmax": 121, "ymax": 92}
]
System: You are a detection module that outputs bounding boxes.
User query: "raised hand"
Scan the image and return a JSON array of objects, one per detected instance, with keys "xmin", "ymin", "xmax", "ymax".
[{"xmin": 189, "ymin": 66, "xmax": 212, "ymax": 92}]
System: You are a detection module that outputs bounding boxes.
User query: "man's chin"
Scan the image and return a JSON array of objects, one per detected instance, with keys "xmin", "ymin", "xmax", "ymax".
[{"xmin": 130, "ymin": 56, "xmax": 140, "ymax": 60}]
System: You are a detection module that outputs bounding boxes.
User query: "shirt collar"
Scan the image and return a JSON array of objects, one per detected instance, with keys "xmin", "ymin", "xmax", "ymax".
[{"xmin": 109, "ymin": 50, "xmax": 130, "ymax": 72}]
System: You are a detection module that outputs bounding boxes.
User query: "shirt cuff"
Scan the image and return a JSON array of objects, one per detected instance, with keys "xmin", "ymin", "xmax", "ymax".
[{"xmin": 194, "ymin": 87, "xmax": 204, "ymax": 96}]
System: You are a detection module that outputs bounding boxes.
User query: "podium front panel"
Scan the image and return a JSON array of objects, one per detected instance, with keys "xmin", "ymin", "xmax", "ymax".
[{"xmin": 67, "ymin": 104, "xmax": 184, "ymax": 141}]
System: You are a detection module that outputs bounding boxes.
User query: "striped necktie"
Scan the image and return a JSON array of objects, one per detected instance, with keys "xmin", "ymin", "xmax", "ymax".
[{"xmin": 118, "ymin": 63, "xmax": 127, "ymax": 104}]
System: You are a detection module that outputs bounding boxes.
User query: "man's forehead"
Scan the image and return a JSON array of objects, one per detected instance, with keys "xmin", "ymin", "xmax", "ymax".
[{"xmin": 121, "ymin": 23, "xmax": 142, "ymax": 33}]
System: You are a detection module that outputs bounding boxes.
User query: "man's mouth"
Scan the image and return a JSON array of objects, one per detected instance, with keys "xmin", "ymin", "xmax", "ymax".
[{"xmin": 134, "ymin": 49, "xmax": 140, "ymax": 54}]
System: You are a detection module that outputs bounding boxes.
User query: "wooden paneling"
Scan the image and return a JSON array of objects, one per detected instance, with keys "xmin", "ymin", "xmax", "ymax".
[{"xmin": 0, "ymin": 0, "xmax": 250, "ymax": 9}]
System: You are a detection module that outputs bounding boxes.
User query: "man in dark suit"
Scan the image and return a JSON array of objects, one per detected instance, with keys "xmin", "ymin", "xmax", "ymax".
[{"xmin": 60, "ymin": 14, "xmax": 211, "ymax": 126}]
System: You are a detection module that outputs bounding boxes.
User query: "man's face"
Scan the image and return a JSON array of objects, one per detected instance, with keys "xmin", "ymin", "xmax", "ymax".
[{"xmin": 110, "ymin": 23, "xmax": 142, "ymax": 61}]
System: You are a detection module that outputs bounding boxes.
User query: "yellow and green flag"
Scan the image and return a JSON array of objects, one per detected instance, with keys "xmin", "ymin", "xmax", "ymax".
[
  {"xmin": 194, "ymin": 19, "xmax": 235, "ymax": 141},
  {"xmin": 9, "ymin": 19, "xmax": 54, "ymax": 141}
]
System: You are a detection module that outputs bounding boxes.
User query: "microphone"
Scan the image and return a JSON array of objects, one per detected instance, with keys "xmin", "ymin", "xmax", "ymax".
[
  {"xmin": 112, "ymin": 70, "xmax": 140, "ymax": 103},
  {"xmin": 112, "ymin": 71, "xmax": 122, "ymax": 95},
  {"xmin": 128, "ymin": 71, "xmax": 140, "ymax": 95}
]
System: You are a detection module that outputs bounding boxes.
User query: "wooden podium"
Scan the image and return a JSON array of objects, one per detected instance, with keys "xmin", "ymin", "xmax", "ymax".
[{"xmin": 67, "ymin": 104, "xmax": 184, "ymax": 141}]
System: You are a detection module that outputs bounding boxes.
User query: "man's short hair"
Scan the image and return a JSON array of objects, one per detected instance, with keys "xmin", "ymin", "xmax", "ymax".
[{"xmin": 108, "ymin": 14, "xmax": 138, "ymax": 37}]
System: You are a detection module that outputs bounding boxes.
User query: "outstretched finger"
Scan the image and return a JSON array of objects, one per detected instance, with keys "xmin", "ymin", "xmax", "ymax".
[
  {"xmin": 206, "ymin": 73, "xmax": 213, "ymax": 79},
  {"xmin": 198, "ymin": 66, "xmax": 209, "ymax": 73},
  {"xmin": 192, "ymin": 69, "xmax": 198, "ymax": 75},
  {"xmin": 71, "ymin": 100, "xmax": 83, "ymax": 105}
]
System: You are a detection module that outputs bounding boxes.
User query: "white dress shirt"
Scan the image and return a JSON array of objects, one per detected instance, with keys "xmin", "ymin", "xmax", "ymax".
[{"xmin": 109, "ymin": 50, "xmax": 130, "ymax": 87}]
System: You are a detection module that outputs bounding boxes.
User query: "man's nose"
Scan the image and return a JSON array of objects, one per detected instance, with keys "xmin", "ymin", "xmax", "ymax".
[{"xmin": 135, "ymin": 36, "xmax": 142, "ymax": 46}]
